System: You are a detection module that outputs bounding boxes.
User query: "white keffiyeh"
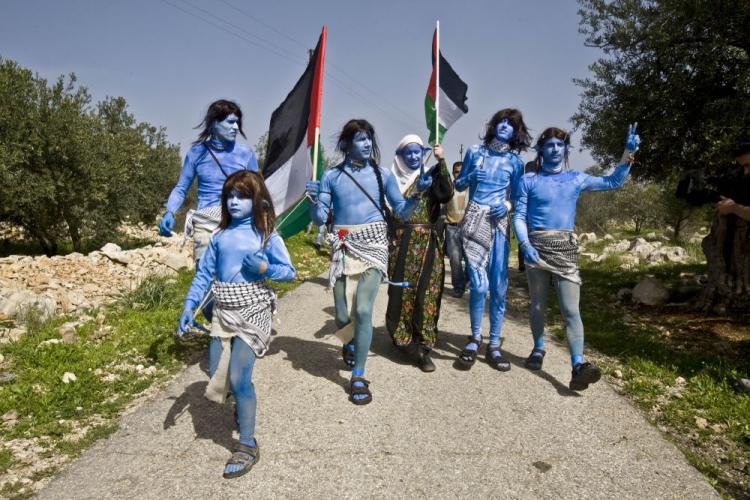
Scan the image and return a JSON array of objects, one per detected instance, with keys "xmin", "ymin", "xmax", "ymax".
[{"xmin": 390, "ymin": 134, "xmax": 425, "ymax": 195}]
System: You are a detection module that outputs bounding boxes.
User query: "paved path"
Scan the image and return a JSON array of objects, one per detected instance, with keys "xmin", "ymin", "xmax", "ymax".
[{"xmin": 40, "ymin": 270, "xmax": 718, "ymax": 499}]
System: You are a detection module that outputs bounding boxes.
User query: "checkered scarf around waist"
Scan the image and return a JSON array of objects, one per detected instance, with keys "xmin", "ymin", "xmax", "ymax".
[
  {"xmin": 184, "ymin": 205, "xmax": 223, "ymax": 241},
  {"xmin": 325, "ymin": 221, "xmax": 389, "ymax": 289},
  {"xmin": 528, "ymin": 230, "xmax": 581, "ymax": 284},
  {"xmin": 460, "ymin": 200, "xmax": 509, "ymax": 270},
  {"xmin": 211, "ymin": 280, "xmax": 277, "ymax": 356}
]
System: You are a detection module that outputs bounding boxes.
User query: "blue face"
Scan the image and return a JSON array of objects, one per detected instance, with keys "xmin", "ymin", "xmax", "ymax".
[
  {"xmin": 213, "ymin": 113, "xmax": 239, "ymax": 143},
  {"xmin": 541, "ymin": 137, "xmax": 566, "ymax": 167},
  {"xmin": 495, "ymin": 118, "xmax": 515, "ymax": 143},
  {"xmin": 227, "ymin": 189, "xmax": 253, "ymax": 219},
  {"xmin": 348, "ymin": 131, "xmax": 373, "ymax": 162},
  {"xmin": 398, "ymin": 143, "xmax": 424, "ymax": 170}
]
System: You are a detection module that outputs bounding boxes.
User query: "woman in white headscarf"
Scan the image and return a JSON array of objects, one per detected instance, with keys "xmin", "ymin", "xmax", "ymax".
[{"xmin": 385, "ymin": 136, "xmax": 453, "ymax": 372}]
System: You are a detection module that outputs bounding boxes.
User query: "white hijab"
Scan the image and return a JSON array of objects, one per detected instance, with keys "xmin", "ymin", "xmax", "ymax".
[{"xmin": 390, "ymin": 134, "xmax": 425, "ymax": 194}]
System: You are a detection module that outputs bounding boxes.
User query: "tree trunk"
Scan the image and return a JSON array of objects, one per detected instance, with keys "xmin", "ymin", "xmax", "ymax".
[{"xmin": 700, "ymin": 214, "xmax": 750, "ymax": 314}]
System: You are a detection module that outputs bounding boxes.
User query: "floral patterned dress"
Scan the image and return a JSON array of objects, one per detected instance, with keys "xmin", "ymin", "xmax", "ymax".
[{"xmin": 386, "ymin": 159, "xmax": 453, "ymax": 347}]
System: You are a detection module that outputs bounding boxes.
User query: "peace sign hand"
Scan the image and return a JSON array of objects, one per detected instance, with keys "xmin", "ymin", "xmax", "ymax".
[{"xmin": 625, "ymin": 122, "xmax": 641, "ymax": 153}]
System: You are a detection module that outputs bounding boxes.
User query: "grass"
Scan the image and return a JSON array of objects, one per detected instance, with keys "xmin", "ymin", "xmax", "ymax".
[
  {"xmin": 567, "ymin": 231, "xmax": 750, "ymax": 498},
  {"xmin": 0, "ymin": 230, "xmax": 330, "ymax": 497}
]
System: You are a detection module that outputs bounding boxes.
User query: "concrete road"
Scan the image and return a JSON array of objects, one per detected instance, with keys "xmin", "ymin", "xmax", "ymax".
[{"xmin": 40, "ymin": 271, "xmax": 718, "ymax": 499}]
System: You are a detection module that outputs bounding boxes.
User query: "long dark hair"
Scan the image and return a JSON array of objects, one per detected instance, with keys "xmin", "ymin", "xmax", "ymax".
[
  {"xmin": 193, "ymin": 99, "xmax": 246, "ymax": 144},
  {"xmin": 481, "ymin": 108, "xmax": 532, "ymax": 153},
  {"xmin": 531, "ymin": 127, "xmax": 571, "ymax": 173},
  {"xmin": 219, "ymin": 171, "xmax": 276, "ymax": 244},
  {"xmin": 335, "ymin": 119, "xmax": 380, "ymax": 165}
]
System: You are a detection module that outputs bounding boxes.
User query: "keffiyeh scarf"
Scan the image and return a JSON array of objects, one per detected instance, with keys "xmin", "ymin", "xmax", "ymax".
[{"xmin": 528, "ymin": 230, "xmax": 581, "ymax": 284}]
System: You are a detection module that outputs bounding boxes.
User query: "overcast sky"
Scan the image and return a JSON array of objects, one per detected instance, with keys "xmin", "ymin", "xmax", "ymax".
[{"xmin": 1, "ymin": 0, "xmax": 605, "ymax": 168}]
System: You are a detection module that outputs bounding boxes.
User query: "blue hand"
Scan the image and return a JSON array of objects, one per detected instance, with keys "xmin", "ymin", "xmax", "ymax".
[
  {"xmin": 177, "ymin": 308, "xmax": 193, "ymax": 337},
  {"xmin": 625, "ymin": 122, "xmax": 641, "ymax": 152},
  {"xmin": 159, "ymin": 212, "xmax": 175, "ymax": 237},
  {"xmin": 522, "ymin": 243, "xmax": 541, "ymax": 265},
  {"xmin": 416, "ymin": 172, "xmax": 433, "ymax": 192},
  {"xmin": 305, "ymin": 180, "xmax": 320, "ymax": 201},
  {"xmin": 489, "ymin": 203, "xmax": 508, "ymax": 220},
  {"xmin": 243, "ymin": 251, "xmax": 268, "ymax": 275},
  {"xmin": 470, "ymin": 169, "xmax": 487, "ymax": 183}
]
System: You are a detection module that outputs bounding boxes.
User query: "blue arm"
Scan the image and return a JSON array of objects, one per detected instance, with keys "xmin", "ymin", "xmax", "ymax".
[
  {"xmin": 183, "ymin": 237, "xmax": 217, "ymax": 311},
  {"xmin": 263, "ymin": 233, "xmax": 296, "ymax": 282},
  {"xmin": 246, "ymin": 148, "xmax": 259, "ymax": 172},
  {"xmin": 580, "ymin": 163, "xmax": 631, "ymax": 192},
  {"xmin": 453, "ymin": 148, "xmax": 475, "ymax": 192},
  {"xmin": 512, "ymin": 177, "xmax": 531, "ymax": 247},
  {"xmin": 166, "ymin": 152, "xmax": 197, "ymax": 214},
  {"xmin": 384, "ymin": 171, "xmax": 419, "ymax": 220}
]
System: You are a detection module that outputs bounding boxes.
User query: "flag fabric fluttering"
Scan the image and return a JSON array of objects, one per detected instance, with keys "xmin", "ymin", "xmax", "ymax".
[
  {"xmin": 263, "ymin": 26, "xmax": 327, "ymax": 238},
  {"xmin": 424, "ymin": 25, "xmax": 468, "ymax": 145}
]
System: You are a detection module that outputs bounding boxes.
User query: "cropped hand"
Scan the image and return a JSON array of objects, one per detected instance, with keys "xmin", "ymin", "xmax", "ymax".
[
  {"xmin": 177, "ymin": 308, "xmax": 193, "ymax": 337},
  {"xmin": 521, "ymin": 243, "xmax": 541, "ymax": 265},
  {"xmin": 305, "ymin": 180, "xmax": 320, "ymax": 200},
  {"xmin": 159, "ymin": 211, "xmax": 175, "ymax": 237},
  {"xmin": 433, "ymin": 144, "xmax": 444, "ymax": 160},
  {"xmin": 624, "ymin": 122, "xmax": 641, "ymax": 153},
  {"xmin": 243, "ymin": 251, "xmax": 268, "ymax": 275},
  {"xmin": 717, "ymin": 196, "xmax": 736, "ymax": 215},
  {"xmin": 469, "ymin": 169, "xmax": 487, "ymax": 183},
  {"xmin": 416, "ymin": 172, "xmax": 433, "ymax": 192},
  {"xmin": 489, "ymin": 203, "xmax": 508, "ymax": 220}
]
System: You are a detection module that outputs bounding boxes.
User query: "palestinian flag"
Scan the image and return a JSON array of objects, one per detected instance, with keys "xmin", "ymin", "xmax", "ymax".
[
  {"xmin": 263, "ymin": 27, "xmax": 327, "ymax": 238},
  {"xmin": 424, "ymin": 27, "xmax": 468, "ymax": 145}
]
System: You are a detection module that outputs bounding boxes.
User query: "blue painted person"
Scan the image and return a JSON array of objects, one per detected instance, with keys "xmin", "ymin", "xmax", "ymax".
[
  {"xmin": 305, "ymin": 119, "xmax": 431, "ymax": 404},
  {"xmin": 453, "ymin": 109, "xmax": 531, "ymax": 371},
  {"xmin": 178, "ymin": 171, "xmax": 295, "ymax": 478},
  {"xmin": 512, "ymin": 124, "xmax": 640, "ymax": 390},
  {"xmin": 160, "ymin": 100, "xmax": 259, "ymax": 321}
]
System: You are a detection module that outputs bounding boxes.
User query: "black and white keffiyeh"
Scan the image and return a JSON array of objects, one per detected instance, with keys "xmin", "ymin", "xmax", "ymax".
[
  {"xmin": 528, "ymin": 230, "xmax": 581, "ymax": 284},
  {"xmin": 460, "ymin": 201, "xmax": 509, "ymax": 271},
  {"xmin": 211, "ymin": 280, "xmax": 277, "ymax": 356},
  {"xmin": 184, "ymin": 205, "xmax": 223, "ymax": 241},
  {"xmin": 487, "ymin": 138, "xmax": 511, "ymax": 154},
  {"xmin": 326, "ymin": 221, "xmax": 389, "ymax": 289}
]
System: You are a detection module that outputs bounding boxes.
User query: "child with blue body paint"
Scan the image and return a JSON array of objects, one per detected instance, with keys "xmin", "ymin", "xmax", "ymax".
[
  {"xmin": 177, "ymin": 170, "xmax": 295, "ymax": 478},
  {"xmin": 512, "ymin": 124, "xmax": 640, "ymax": 390}
]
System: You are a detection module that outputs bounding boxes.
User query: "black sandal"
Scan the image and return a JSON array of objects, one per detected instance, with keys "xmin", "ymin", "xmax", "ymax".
[
  {"xmin": 457, "ymin": 336, "xmax": 482, "ymax": 369},
  {"xmin": 524, "ymin": 348, "xmax": 546, "ymax": 371},
  {"xmin": 569, "ymin": 362, "xmax": 601, "ymax": 391},
  {"xmin": 486, "ymin": 343, "xmax": 511, "ymax": 371},
  {"xmin": 223, "ymin": 441, "xmax": 260, "ymax": 479},
  {"xmin": 342, "ymin": 343, "xmax": 355, "ymax": 369},
  {"xmin": 349, "ymin": 376, "xmax": 372, "ymax": 405}
]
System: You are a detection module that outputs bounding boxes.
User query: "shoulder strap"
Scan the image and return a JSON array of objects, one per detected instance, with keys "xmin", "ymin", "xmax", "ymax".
[
  {"xmin": 203, "ymin": 142, "xmax": 231, "ymax": 178},
  {"xmin": 338, "ymin": 166, "xmax": 388, "ymax": 220}
]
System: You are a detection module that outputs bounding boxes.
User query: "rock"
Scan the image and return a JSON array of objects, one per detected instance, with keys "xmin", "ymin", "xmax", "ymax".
[
  {"xmin": 61, "ymin": 372, "xmax": 77, "ymax": 384},
  {"xmin": 733, "ymin": 378, "xmax": 750, "ymax": 393},
  {"xmin": 154, "ymin": 251, "xmax": 191, "ymax": 271},
  {"xmin": 618, "ymin": 254, "xmax": 640, "ymax": 270},
  {"xmin": 0, "ymin": 372, "xmax": 17, "ymax": 384},
  {"xmin": 578, "ymin": 232, "xmax": 597, "ymax": 244},
  {"xmin": 0, "ymin": 289, "xmax": 39, "ymax": 320},
  {"xmin": 613, "ymin": 369, "xmax": 623, "ymax": 379},
  {"xmin": 100, "ymin": 243, "xmax": 131, "ymax": 265},
  {"xmin": 694, "ymin": 416, "xmax": 709, "ymax": 429},
  {"xmin": 604, "ymin": 240, "xmax": 631, "ymax": 254},
  {"xmin": 632, "ymin": 277, "xmax": 670, "ymax": 306},
  {"xmin": 2, "ymin": 410, "xmax": 18, "ymax": 425},
  {"xmin": 603, "ymin": 234, "xmax": 615, "ymax": 241},
  {"xmin": 96, "ymin": 312, "xmax": 106, "ymax": 325},
  {"xmin": 675, "ymin": 376, "xmax": 686, "ymax": 385},
  {"xmin": 630, "ymin": 239, "xmax": 656, "ymax": 260},
  {"xmin": 82, "ymin": 283, "xmax": 99, "ymax": 293},
  {"xmin": 0, "ymin": 353, "xmax": 4, "ymax": 364},
  {"xmin": 58, "ymin": 321, "xmax": 79, "ymax": 344},
  {"xmin": 40, "ymin": 339, "xmax": 62, "ymax": 346}
]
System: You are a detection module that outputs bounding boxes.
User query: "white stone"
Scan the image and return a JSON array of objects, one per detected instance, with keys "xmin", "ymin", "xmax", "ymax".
[
  {"xmin": 61, "ymin": 372, "xmax": 77, "ymax": 384},
  {"xmin": 632, "ymin": 277, "xmax": 670, "ymax": 306}
]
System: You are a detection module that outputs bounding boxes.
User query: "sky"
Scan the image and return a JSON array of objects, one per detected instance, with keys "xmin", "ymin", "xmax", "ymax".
[{"xmin": 0, "ymin": 0, "xmax": 604, "ymax": 169}]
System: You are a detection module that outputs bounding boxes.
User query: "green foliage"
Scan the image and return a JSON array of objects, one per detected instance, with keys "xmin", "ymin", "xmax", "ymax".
[
  {"xmin": 0, "ymin": 58, "xmax": 181, "ymax": 255},
  {"xmin": 573, "ymin": 0, "xmax": 750, "ymax": 180}
]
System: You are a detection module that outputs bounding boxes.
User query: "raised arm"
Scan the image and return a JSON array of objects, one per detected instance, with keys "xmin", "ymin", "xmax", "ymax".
[
  {"xmin": 453, "ymin": 147, "xmax": 475, "ymax": 192},
  {"xmin": 581, "ymin": 123, "xmax": 641, "ymax": 192}
]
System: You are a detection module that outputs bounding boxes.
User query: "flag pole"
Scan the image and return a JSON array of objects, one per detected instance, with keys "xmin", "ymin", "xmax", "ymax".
[
  {"xmin": 311, "ymin": 26, "xmax": 327, "ymax": 182},
  {"xmin": 435, "ymin": 20, "xmax": 440, "ymax": 146}
]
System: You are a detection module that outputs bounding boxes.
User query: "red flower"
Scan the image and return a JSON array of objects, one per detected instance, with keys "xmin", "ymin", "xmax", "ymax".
[{"xmin": 337, "ymin": 229, "xmax": 349, "ymax": 239}]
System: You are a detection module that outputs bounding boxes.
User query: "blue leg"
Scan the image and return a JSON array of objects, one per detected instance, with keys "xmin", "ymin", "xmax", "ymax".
[
  {"xmin": 225, "ymin": 338, "xmax": 258, "ymax": 475},
  {"xmin": 487, "ymin": 232, "xmax": 510, "ymax": 346},
  {"xmin": 333, "ymin": 276, "xmax": 355, "ymax": 367},
  {"xmin": 526, "ymin": 267, "xmax": 551, "ymax": 350},
  {"xmin": 351, "ymin": 268, "xmax": 381, "ymax": 402},
  {"xmin": 553, "ymin": 277, "xmax": 584, "ymax": 367}
]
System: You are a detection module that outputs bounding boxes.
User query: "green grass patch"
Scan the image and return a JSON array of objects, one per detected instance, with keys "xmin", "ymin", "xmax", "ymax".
[{"xmin": 0, "ymin": 230, "xmax": 330, "ymax": 490}]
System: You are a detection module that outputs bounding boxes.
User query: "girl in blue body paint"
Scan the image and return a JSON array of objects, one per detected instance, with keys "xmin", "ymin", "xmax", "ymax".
[
  {"xmin": 454, "ymin": 109, "xmax": 531, "ymax": 371},
  {"xmin": 512, "ymin": 124, "xmax": 640, "ymax": 390},
  {"xmin": 178, "ymin": 171, "xmax": 295, "ymax": 478},
  {"xmin": 305, "ymin": 119, "xmax": 431, "ymax": 405}
]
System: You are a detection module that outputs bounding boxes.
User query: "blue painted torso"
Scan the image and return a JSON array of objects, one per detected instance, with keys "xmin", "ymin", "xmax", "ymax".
[
  {"xmin": 311, "ymin": 162, "xmax": 416, "ymax": 226},
  {"xmin": 454, "ymin": 145, "xmax": 524, "ymax": 207},
  {"xmin": 183, "ymin": 217, "xmax": 295, "ymax": 310},
  {"xmin": 166, "ymin": 142, "xmax": 259, "ymax": 213}
]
